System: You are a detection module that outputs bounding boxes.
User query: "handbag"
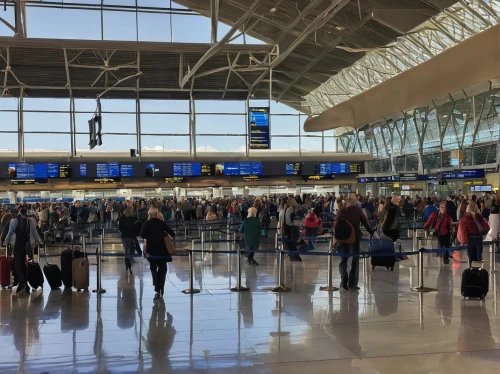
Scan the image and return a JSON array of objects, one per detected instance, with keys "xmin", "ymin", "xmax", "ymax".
[{"xmin": 164, "ymin": 234, "xmax": 176, "ymax": 255}]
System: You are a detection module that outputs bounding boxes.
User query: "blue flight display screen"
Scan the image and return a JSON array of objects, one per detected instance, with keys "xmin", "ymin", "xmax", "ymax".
[
  {"xmin": 224, "ymin": 162, "xmax": 241, "ymax": 176},
  {"xmin": 250, "ymin": 162, "xmax": 262, "ymax": 175},
  {"xmin": 47, "ymin": 163, "xmax": 59, "ymax": 178},
  {"xmin": 34, "ymin": 164, "xmax": 47, "ymax": 179},
  {"xmin": 97, "ymin": 163, "xmax": 120, "ymax": 178},
  {"xmin": 120, "ymin": 164, "xmax": 133, "ymax": 177},
  {"xmin": 173, "ymin": 163, "xmax": 201, "ymax": 177},
  {"xmin": 318, "ymin": 163, "xmax": 331, "ymax": 175},
  {"xmin": 80, "ymin": 164, "xmax": 87, "ymax": 177},
  {"xmin": 331, "ymin": 163, "xmax": 350, "ymax": 174},
  {"xmin": 249, "ymin": 107, "xmax": 270, "ymax": 149}
]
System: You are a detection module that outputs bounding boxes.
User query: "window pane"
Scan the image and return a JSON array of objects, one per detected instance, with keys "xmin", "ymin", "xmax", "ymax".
[
  {"xmin": 27, "ymin": 8, "xmax": 101, "ymax": 39},
  {"xmin": 101, "ymin": 114, "xmax": 137, "ymax": 134},
  {"xmin": 76, "ymin": 134, "xmax": 136, "ymax": 152},
  {"xmin": 196, "ymin": 101, "xmax": 245, "ymax": 114},
  {"xmin": 138, "ymin": 12, "xmax": 171, "ymax": 42},
  {"xmin": 24, "ymin": 112, "xmax": 70, "ymax": 132},
  {"xmin": 141, "ymin": 100, "xmax": 189, "ymax": 113},
  {"xmin": 271, "ymin": 137, "xmax": 299, "ymax": 152},
  {"xmin": 0, "ymin": 111, "xmax": 18, "ymax": 131},
  {"xmin": 172, "ymin": 14, "xmax": 210, "ymax": 43},
  {"xmin": 271, "ymin": 101, "xmax": 298, "ymax": 115},
  {"xmin": 196, "ymin": 136, "xmax": 245, "ymax": 152},
  {"xmin": 25, "ymin": 133, "xmax": 71, "ymax": 152},
  {"xmin": 24, "ymin": 98, "xmax": 69, "ymax": 111},
  {"xmin": 103, "ymin": 11, "xmax": 137, "ymax": 41},
  {"xmin": 75, "ymin": 112, "xmax": 96, "ymax": 133},
  {"xmin": 75, "ymin": 99, "xmax": 100, "ymax": 112},
  {"xmin": 196, "ymin": 114, "xmax": 245, "ymax": 134},
  {"xmin": 141, "ymin": 135, "xmax": 190, "ymax": 153},
  {"xmin": 0, "ymin": 133, "xmax": 18, "ymax": 152},
  {"xmin": 323, "ymin": 137, "xmax": 336, "ymax": 152},
  {"xmin": 141, "ymin": 114, "xmax": 189, "ymax": 134},
  {"xmin": 101, "ymin": 99, "xmax": 136, "ymax": 113},
  {"xmin": 0, "ymin": 98, "xmax": 17, "ymax": 110},
  {"xmin": 271, "ymin": 115, "xmax": 299, "ymax": 135},
  {"xmin": 300, "ymin": 137, "xmax": 322, "ymax": 152}
]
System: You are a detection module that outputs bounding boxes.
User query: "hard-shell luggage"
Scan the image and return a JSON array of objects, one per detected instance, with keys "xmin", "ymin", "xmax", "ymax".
[
  {"xmin": 370, "ymin": 237, "xmax": 396, "ymax": 271},
  {"xmin": 72, "ymin": 257, "xmax": 89, "ymax": 291},
  {"xmin": 27, "ymin": 262, "xmax": 44, "ymax": 290},
  {"xmin": 60, "ymin": 247, "xmax": 85, "ymax": 289},
  {"xmin": 42, "ymin": 240, "xmax": 62, "ymax": 290},
  {"xmin": 0, "ymin": 253, "xmax": 13, "ymax": 289},
  {"xmin": 27, "ymin": 245, "xmax": 44, "ymax": 290},
  {"xmin": 461, "ymin": 267, "xmax": 489, "ymax": 299}
]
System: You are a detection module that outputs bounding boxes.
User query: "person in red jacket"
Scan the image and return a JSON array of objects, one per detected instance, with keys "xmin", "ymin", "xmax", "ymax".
[
  {"xmin": 304, "ymin": 209, "xmax": 322, "ymax": 249},
  {"xmin": 424, "ymin": 201, "xmax": 453, "ymax": 264},
  {"xmin": 458, "ymin": 200, "xmax": 490, "ymax": 265}
]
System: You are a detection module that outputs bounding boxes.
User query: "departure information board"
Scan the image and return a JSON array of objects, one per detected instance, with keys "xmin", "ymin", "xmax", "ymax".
[
  {"xmin": 215, "ymin": 162, "xmax": 262, "ymax": 176},
  {"xmin": 173, "ymin": 163, "xmax": 201, "ymax": 177},
  {"xmin": 286, "ymin": 163, "xmax": 302, "ymax": 175},
  {"xmin": 249, "ymin": 107, "xmax": 270, "ymax": 149},
  {"xmin": 316, "ymin": 162, "xmax": 363, "ymax": 175},
  {"xmin": 79, "ymin": 164, "xmax": 87, "ymax": 177},
  {"xmin": 120, "ymin": 164, "xmax": 133, "ymax": 177},
  {"xmin": 97, "ymin": 163, "xmax": 120, "ymax": 178}
]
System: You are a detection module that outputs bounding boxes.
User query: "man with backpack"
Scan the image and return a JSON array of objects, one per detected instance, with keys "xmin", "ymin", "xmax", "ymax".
[{"xmin": 334, "ymin": 195, "xmax": 374, "ymax": 291}]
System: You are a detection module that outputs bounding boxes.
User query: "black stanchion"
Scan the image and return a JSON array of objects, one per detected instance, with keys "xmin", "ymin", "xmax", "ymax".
[
  {"xmin": 92, "ymin": 246, "xmax": 107, "ymax": 294},
  {"xmin": 320, "ymin": 240, "xmax": 339, "ymax": 292},
  {"xmin": 230, "ymin": 238, "xmax": 249, "ymax": 293},
  {"xmin": 182, "ymin": 240, "xmax": 200, "ymax": 294},
  {"xmin": 411, "ymin": 247, "xmax": 437, "ymax": 293},
  {"xmin": 490, "ymin": 243, "xmax": 497, "ymax": 274},
  {"xmin": 271, "ymin": 239, "xmax": 290, "ymax": 293}
]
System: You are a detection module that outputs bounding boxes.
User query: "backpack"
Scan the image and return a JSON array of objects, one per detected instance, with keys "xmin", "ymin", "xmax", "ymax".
[{"xmin": 334, "ymin": 217, "xmax": 356, "ymax": 244}]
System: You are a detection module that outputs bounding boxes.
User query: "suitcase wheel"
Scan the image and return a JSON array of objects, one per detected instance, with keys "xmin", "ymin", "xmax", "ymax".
[
  {"xmin": 390, "ymin": 267, "xmax": 394, "ymax": 271},
  {"xmin": 372, "ymin": 266, "xmax": 375, "ymax": 270}
]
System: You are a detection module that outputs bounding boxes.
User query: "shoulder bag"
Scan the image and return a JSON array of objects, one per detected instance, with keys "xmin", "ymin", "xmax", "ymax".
[{"xmin": 164, "ymin": 233, "xmax": 176, "ymax": 255}]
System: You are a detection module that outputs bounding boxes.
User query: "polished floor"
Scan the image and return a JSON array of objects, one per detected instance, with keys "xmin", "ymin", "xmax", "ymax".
[{"xmin": 1, "ymin": 237, "xmax": 500, "ymax": 373}]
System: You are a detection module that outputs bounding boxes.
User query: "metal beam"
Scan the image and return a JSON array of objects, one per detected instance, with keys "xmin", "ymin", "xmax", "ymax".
[
  {"xmin": 249, "ymin": 0, "xmax": 350, "ymax": 97},
  {"xmin": 210, "ymin": 0, "xmax": 220, "ymax": 44},
  {"xmin": 274, "ymin": 0, "xmax": 323, "ymax": 44},
  {"xmin": 180, "ymin": 0, "xmax": 262, "ymax": 88}
]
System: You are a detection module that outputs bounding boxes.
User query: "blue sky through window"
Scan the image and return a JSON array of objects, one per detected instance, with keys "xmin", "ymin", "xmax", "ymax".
[{"xmin": 0, "ymin": 1, "xmax": 331, "ymax": 153}]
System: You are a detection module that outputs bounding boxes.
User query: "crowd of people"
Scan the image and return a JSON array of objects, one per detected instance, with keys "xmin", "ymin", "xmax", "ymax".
[{"xmin": 1, "ymin": 190, "xmax": 498, "ymax": 298}]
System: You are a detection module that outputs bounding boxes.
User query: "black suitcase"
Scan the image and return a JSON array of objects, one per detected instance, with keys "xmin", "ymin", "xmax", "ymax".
[
  {"xmin": 461, "ymin": 267, "xmax": 489, "ymax": 299},
  {"xmin": 371, "ymin": 256, "xmax": 396, "ymax": 271},
  {"xmin": 370, "ymin": 237, "xmax": 396, "ymax": 271},
  {"xmin": 42, "ymin": 243, "xmax": 62, "ymax": 290},
  {"xmin": 27, "ymin": 262, "xmax": 44, "ymax": 290},
  {"xmin": 61, "ymin": 247, "xmax": 84, "ymax": 289}
]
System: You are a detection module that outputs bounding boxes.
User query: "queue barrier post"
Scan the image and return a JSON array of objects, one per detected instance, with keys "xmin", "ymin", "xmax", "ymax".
[
  {"xmin": 231, "ymin": 238, "xmax": 249, "ymax": 292},
  {"xmin": 320, "ymin": 240, "xmax": 339, "ymax": 292},
  {"xmin": 92, "ymin": 245, "xmax": 107, "ymax": 294},
  {"xmin": 99, "ymin": 228, "xmax": 107, "ymax": 262},
  {"xmin": 490, "ymin": 243, "xmax": 497, "ymax": 273},
  {"xmin": 182, "ymin": 240, "xmax": 200, "ymax": 294},
  {"xmin": 411, "ymin": 246, "xmax": 437, "ymax": 293},
  {"xmin": 271, "ymin": 240, "xmax": 290, "ymax": 293}
]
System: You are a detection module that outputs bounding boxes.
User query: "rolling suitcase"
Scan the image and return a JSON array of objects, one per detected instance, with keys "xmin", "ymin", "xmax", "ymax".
[
  {"xmin": 42, "ymin": 240, "xmax": 62, "ymax": 290},
  {"xmin": 72, "ymin": 257, "xmax": 89, "ymax": 291},
  {"xmin": 0, "ymin": 244, "xmax": 13, "ymax": 289},
  {"xmin": 27, "ymin": 244, "xmax": 44, "ymax": 290},
  {"xmin": 461, "ymin": 266, "xmax": 489, "ymax": 299},
  {"xmin": 370, "ymin": 237, "xmax": 396, "ymax": 271},
  {"xmin": 60, "ymin": 246, "xmax": 85, "ymax": 290}
]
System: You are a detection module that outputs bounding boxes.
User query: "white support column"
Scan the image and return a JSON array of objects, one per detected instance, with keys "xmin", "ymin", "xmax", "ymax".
[
  {"xmin": 18, "ymin": 88, "xmax": 24, "ymax": 162},
  {"xmin": 8, "ymin": 191, "xmax": 17, "ymax": 204}
]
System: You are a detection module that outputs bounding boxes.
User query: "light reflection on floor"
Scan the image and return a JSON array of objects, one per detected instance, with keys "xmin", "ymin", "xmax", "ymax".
[{"xmin": 0, "ymin": 239, "xmax": 499, "ymax": 373}]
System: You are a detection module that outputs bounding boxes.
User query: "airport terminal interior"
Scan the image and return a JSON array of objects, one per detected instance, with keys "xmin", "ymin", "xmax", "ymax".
[{"xmin": 0, "ymin": 0, "xmax": 500, "ymax": 373}]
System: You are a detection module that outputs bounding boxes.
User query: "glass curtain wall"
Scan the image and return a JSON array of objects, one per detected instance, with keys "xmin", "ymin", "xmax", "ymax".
[{"xmin": 344, "ymin": 88, "xmax": 500, "ymax": 173}]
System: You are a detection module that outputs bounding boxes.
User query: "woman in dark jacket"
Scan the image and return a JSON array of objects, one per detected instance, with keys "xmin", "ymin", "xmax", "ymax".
[
  {"xmin": 119, "ymin": 206, "xmax": 137, "ymax": 275},
  {"xmin": 141, "ymin": 207, "xmax": 176, "ymax": 302}
]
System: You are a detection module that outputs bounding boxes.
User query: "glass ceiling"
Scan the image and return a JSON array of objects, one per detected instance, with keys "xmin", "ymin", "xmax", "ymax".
[{"xmin": 305, "ymin": 0, "xmax": 500, "ymax": 115}]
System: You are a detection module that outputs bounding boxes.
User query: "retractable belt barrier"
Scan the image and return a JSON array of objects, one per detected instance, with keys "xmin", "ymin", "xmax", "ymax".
[{"xmin": 39, "ymin": 227, "xmax": 497, "ymax": 296}]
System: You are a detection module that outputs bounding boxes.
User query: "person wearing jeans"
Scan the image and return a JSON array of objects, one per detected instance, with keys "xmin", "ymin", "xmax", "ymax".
[{"xmin": 335, "ymin": 196, "xmax": 374, "ymax": 291}]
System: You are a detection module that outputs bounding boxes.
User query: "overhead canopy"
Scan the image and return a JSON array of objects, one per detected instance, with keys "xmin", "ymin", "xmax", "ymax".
[{"xmin": 304, "ymin": 24, "xmax": 500, "ymax": 132}]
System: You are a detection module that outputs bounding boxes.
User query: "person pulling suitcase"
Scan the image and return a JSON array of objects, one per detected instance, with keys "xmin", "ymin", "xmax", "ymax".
[{"xmin": 4, "ymin": 208, "xmax": 43, "ymax": 295}]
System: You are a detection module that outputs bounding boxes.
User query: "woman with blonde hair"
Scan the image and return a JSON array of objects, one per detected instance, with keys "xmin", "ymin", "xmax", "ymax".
[
  {"xmin": 140, "ymin": 207, "xmax": 176, "ymax": 301},
  {"xmin": 458, "ymin": 200, "xmax": 490, "ymax": 265}
]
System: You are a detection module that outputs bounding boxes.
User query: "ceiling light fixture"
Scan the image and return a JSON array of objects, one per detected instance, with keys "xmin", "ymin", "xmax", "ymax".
[
  {"xmin": 335, "ymin": 25, "xmax": 345, "ymax": 31},
  {"xmin": 270, "ymin": 7, "xmax": 277, "ymax": 13}
]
